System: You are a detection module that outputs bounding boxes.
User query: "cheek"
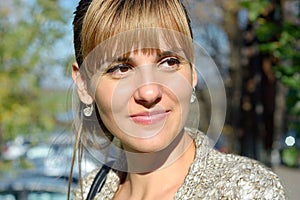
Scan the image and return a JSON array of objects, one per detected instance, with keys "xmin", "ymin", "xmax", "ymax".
[
  {"xmin": 94, "ymin": 80, "xmax": 115, "ymax": 118},
  {"xmin": 94, "ymin": 79, "xmax": 132, "ymax": 128},
  {"xmin": 168, "ymin": 81, "xmax": 192, "ymax": 123},
  {"xmin": 160, "ymin": 68, "xmax": 193, "ymax": 103},
  {"xmin": 165, "ymin": 69, "xmax": 193, "ymax": 121}
]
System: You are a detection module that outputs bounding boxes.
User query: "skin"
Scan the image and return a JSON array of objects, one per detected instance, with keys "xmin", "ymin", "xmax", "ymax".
[{"xmin": 72, "ymin": 48, "xmax": 198, "ymax": 199}]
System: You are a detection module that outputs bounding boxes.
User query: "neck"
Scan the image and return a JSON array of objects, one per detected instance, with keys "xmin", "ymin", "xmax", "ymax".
[
  {"xmin": 117, "ymin": 131, "xmax": 195, "ymax": 199},
  {"xmin": 125, "ymin": 130, "xmax": 194, "ymax": 173}
]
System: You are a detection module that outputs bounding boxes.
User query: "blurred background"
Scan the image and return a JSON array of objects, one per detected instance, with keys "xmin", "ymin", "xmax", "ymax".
[{"xmin": 0, "ymin": 0, "xmax": 299, "ymax": 199}]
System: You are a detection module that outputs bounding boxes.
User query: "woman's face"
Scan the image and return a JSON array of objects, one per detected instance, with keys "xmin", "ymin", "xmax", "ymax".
[{"xmin": 92, "ymin": 47, "xmax": 197, "ymax": 153}]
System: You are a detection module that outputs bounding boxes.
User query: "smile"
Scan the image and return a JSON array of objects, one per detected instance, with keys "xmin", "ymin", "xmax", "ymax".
[{"xmin": 130, "ymin": 110, "xmax": 170, "ymax": 125}]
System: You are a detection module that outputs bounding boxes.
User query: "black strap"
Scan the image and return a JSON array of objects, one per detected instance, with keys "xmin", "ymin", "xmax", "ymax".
[{"xmin": 86, "ymin": 163, "xmax": 112, "ymax": 200}]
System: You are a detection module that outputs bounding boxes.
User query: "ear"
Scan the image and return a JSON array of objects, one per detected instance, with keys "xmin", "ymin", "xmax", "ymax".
[
  {"xmin": 192, "ymin": 65, "xmax": 198, "ymax": 88},
  {"xmin": 72, "ymin": 62, "xmax": 93, "ymax": 104}
]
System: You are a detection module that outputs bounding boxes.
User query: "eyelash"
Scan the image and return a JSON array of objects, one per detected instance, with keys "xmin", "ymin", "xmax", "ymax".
[
  {"xmin": 105, "ymin": 56, "xmax": 182, "ymax": 78},
  {"xmin": 106, "ymin": 63, "xmax": 133, "ymax": 74},
  {"xmin": 104, "ymin": 63, "xmax": 132, "ymax": 79},
  {"xmin": 159, "ymin": 57, "xmax": 181, "ymax": 70}
]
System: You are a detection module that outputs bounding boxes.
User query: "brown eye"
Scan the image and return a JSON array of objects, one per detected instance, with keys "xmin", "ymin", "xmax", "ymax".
[
  {"xmin": 106, "ymin": 64, "xmax": 133, "ymax": 78},
  {"xmin": 119, "ymin": 66, "xmax": 130, "ymax": 72},
  {"xmin": 159, "ymin": 57, "xmax": 181, "ymax": 71},
  {"xmin": 166, "ymin": 58, "xmax": 180, "ymax": 66}
]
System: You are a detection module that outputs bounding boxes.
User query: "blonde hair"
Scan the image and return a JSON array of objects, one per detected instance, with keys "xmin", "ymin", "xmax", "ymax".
[
  {"xmin": 70, "ymin": 0, "xmax": 193, "ymax": 198},
  {"xmin": 81, "ymin": 0, "xmax": 192, "ymax": 59},
  {"xmin": 77, "ymin": 0, "xmax": 194, "ymax": 145}
]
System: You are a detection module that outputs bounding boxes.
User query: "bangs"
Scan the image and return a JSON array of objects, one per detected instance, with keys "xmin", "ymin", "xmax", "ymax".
[
  {"xmin": 81, "ymin": 28, "xmax": 193, "ymax": 79},
  {"xmin": 81, "ymin": 0, "xmax": 193, "ymax": 64}
]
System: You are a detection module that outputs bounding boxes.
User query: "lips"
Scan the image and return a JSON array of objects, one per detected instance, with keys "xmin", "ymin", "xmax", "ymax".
[{"xmin": 130, "ymin": 110, "xmax": 169, "ymax": 125}]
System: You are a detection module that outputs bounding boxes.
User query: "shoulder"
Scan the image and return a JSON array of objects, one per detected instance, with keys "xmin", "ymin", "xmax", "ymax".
[
  {"xmin": 208, "ymin": 150, "xmax": 285, "ymax": 199},
  {"xmin": 183, "ymin": 130, "xmax": 286, "ymax": 199}
]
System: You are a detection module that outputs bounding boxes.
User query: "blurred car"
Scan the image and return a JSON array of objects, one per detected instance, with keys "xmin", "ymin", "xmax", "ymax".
[
  {"xmin": 2, "ymin": 137, "xmax": 29, "ymax": 160},
  {"xmin": 0, "ymin": 170, "xmax": 77, "ymax": 200},
  {"xmin": 24, "ymin": 144, "xmax": 97, "ymax": 176},
  {"xmin": 0, "ymin": 133, "xmax": 98, "ymax": 200}
]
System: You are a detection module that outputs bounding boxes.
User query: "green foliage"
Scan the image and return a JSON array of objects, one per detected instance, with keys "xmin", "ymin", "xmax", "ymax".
[
  {"xmin": 241, "ymin": 0, "xmax": 300, "ymax": 119},
  {"xmin": 0, "ymin": 0, "xmax": 72, "ymax": 140},
  {"xmin": 281, "ymin": 147, "xmax": 298, "ymax": 167},
  {"xmin": 240, "ymin": 0, "xmax": 269, "ymax": 21},
  {"xmin": 255, "ymin": 21, "xmax": 281, "ymax": 42},
  {"xmin": 272, "ymin": 23, "xmax": 300, "ymax": 116}
]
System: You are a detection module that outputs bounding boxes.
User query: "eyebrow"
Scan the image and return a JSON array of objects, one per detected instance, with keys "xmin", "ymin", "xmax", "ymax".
[
  {"xmin": 105, "ymin": 55, "xmax": 131, "ymax": 67},
  {"xmin": 158, "ymin": 48, "xmax": 188, "ymax": 61},
  {"xmin": 158, "ymin": 50, "xmax": 182, "ymax": 58},
  {"xmin": 112, "ymin": 48, "xmax": 186, "ymax": 63},
  {"xmin": 116, "ymin": 56, "xmax": 132, "ymax": 63}
]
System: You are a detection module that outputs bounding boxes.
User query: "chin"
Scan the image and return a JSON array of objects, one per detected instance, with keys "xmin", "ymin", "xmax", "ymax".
[{"xmin": 122, "ymin": 132, "xmax": 175, "ymax": 153}]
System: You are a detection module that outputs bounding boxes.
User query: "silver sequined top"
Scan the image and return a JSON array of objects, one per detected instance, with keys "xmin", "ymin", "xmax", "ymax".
[{"xmin": 73, "ymin": 131, "xmax": 286, "ymax": 199}]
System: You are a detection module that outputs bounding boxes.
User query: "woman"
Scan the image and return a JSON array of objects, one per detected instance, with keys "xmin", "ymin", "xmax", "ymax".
[{"xmin": 70, "ymin": 0, "xmax": 285, "ymax": 199}]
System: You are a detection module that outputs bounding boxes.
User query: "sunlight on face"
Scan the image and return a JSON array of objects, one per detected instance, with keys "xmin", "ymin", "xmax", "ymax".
[
  {"xmin": 74, "ymin": 28, "xmax": 226, "ymax": 172},
  {"xmin": 79, "ymin": 28, "xmax": 196, "ymax": 152},
  {"xmin": 95, "ymin": 49, "xmax": 194, "ymax": 152}
]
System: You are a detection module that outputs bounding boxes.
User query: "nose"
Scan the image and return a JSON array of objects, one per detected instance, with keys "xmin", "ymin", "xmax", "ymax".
[{"xmin": 134, "ymin": 83, "xmax": 162, "ymax": 108}]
